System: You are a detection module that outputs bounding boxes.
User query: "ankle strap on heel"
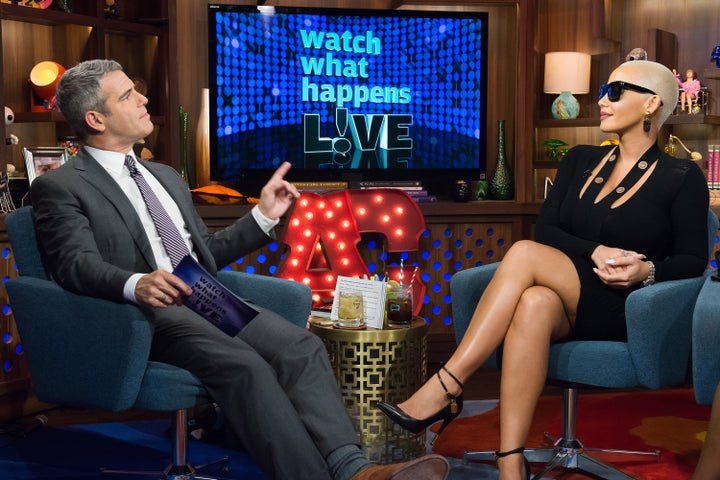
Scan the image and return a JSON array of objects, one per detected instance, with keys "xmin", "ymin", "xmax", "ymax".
[
  {"xmin": 493, "ymin": 446, "xmax": 525, "ymax": 459},
  {"xmin": 436, "ymin": 366, "xmax": 464, "ymax": 414},
  {"xmin": 441, "ymin": 366, "xmax": 463, "ymax": 390}
]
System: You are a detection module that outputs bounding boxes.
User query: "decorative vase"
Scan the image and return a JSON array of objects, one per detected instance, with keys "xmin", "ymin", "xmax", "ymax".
[
  {"xmin": 489, "ymin": 120, "xmax": 514, "ymax": 200},
  {"xmin": 195, "ymin": 88, "xmax": 211, "ymax": 188},
  {"xmin": 178, "ymin": 106, "xmax": 190, "ymax": 187}
]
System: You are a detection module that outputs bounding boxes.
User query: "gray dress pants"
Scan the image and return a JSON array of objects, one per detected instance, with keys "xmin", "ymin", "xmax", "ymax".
[{"xmin": 149, "ymin": 304, "xmax": 360, "ymax": 480}]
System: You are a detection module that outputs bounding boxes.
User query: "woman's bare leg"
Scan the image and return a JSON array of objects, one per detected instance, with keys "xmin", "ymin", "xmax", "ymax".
[
  {"xmin": 497, "ymin": 285, "xmax": 571, "ymax": 479},
  {"xmin": 396, "ymin": 240, "xmax": 580, "ymax": 421}
]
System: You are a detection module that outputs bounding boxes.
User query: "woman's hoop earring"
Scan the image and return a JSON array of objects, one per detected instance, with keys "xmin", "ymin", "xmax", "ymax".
[{"xmin": 643, "ymin": 111, "xmax": 651, "ymax": 132}]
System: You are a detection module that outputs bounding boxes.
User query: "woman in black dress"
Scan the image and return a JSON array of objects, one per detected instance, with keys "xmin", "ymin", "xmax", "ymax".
[{"xmin": 379, "ymin": 60, "xmax": 709, "ymax": 480}]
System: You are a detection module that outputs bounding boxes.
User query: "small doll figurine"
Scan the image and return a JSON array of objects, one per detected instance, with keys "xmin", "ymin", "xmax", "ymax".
[
  {"xmin": 103, "ymin": 0, "xmax": 119, "ymax": 18},
  {"xmin": 674, "ymin": 68, "xmax": 702, "ymax": 114}
]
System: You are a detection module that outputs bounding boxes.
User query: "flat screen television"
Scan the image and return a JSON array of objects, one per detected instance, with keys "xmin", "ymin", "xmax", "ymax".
[{"xmin": 208, "ymin": 4, "xmax": 488, "ymax": 196}]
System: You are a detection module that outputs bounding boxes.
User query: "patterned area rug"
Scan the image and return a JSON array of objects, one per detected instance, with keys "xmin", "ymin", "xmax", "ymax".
[{"xmin": 432, "ymin": 388, "xmax": 711, "ymax": 479}]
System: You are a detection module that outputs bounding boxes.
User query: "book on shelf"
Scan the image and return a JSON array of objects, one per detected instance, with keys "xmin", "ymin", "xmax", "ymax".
[
  {"xmin": 357, "ymin": 185, "xmax": 424, "ymax": 191},
  {"xmin": 402, "ymin": 189, "xmax": 429, "ymax": 196},
  {"xmin": 411, "ymin": 195, "xmax": 438, "ymax": 203},
  {"xmin": 173, "ymin": 256, "xmax": 260, "ymax": 336},
  {"xmin": 349, "ymin": 180, "xmax": 422, "ymax": 188},
  {"xmin": 291, "ymin": 181, "xmax": 348, "ymax": 190},
  {"xmin": 355, "ymin": 187, "xmax": 436, "ymax": 202}
]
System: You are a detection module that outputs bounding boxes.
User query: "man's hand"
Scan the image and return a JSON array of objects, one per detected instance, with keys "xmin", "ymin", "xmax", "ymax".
[
  {"xmin": 135, "ymin": 270, "xmax": 193, "ymax": 308},
  {"xmin": 257, "ymin": 162, "xmax": 300, "ymax": 220}
]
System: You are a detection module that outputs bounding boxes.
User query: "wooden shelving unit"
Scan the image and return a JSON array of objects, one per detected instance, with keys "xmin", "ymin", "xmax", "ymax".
[
  {"xmin": 0, "ymin": 1, "xmax": 179, "ymax": 174},
  {"xmin": 0, "ymin": 0, "xmax": 178, "ymax": 417}
]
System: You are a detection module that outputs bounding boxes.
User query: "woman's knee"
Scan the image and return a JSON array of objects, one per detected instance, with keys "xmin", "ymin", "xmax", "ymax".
[
  {"xmin": 512, "ymin": 286, "xmax": 564, "ymax": 332},
  {"xmin": 499, "ymin": 240, "xmax": 543, "ymax": 267}
]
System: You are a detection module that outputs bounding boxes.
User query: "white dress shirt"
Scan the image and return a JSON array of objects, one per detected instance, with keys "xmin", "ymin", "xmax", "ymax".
[{"xmin": 85, "ymin": 146, "xmax": 278, "ymax": 303}]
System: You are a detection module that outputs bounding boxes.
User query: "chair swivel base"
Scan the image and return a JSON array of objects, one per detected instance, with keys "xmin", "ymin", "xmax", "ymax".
[
  {"xmin": 101, "ymin": 409, "xmax": 235, "ymax": 480},
  {"xmin": 102, "ymin": 455, "xmax": 230, "ymax": 480},
  {"xmin": 462, "ymin": 435, "xmax": 659, "ymax": 480}
]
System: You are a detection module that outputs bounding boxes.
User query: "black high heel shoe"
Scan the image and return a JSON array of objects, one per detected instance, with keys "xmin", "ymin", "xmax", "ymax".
[
  {"xmin": 377, "ymin": 366, "xmax": 463, "ymax": 445},
  {"xmin": 494, "ymin": 446, "xmax": 532, "ymax": 480}
]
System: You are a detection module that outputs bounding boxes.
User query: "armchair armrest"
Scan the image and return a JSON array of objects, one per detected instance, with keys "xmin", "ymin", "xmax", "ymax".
[
  {"xmin": 217, "ymin": 270, "xmax": 312, "ymax": 329},
  {"xmin": 6, "ymin": 277, "xmax": 152, "ymax": 412},
  {"xmin": 692, "ymin": 274, "xmax": 720, "ymax": 405},
  {"xmin": 625, "ymin": 274, "xmax": 706, "ymax": 388},
  {"xmin": 450, "ymin": 263, "xmax": 705, "ymax": 388}
]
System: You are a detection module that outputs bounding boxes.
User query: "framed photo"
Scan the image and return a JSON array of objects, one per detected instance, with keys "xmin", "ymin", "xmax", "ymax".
[{"xmin": 23, "ymin": 147, "xmax": 68, "ymax": 184}]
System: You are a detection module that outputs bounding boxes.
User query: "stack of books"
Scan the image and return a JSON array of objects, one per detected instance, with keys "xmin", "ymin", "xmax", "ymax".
[
  {"xmin": 708, "ymin": 145, "xmax": 719, "ymax": 190},
  {"xmin": 348, "ymin": 180, "xmax": 437, "ymax": 203}
]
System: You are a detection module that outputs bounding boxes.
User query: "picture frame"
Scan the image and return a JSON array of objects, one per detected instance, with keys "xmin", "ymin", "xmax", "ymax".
[{"xmin": 23, "ymin": 147, "xmax": 68, "ymax": 185}]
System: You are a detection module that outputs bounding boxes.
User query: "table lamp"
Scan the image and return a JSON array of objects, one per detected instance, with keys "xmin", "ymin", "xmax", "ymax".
[
  {"xmin": 543, "ymin": 52, "xmax": 591, "ymax": 120},
  {"xmin": 29, "ymin": 61, "xmax": 65, "ymax": 112}
]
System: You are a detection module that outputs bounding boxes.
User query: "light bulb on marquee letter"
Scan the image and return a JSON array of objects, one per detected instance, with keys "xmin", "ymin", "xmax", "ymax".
[{"xmin": 277, "ymin": 188, "xmax": 426, "ymax": 308}]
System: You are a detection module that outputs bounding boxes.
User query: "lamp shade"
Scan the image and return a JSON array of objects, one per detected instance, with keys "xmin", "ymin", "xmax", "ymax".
[
  {"xmin": 544, "ymin": 52, "xmax": 591, "ymax": 119},
  {"xmin": 29, "ymin": 61, "xmax": 65, "ymax": 101},
  {"xmin": 543, "ymin": 52, "xmax": 591, "ymax": 94}
]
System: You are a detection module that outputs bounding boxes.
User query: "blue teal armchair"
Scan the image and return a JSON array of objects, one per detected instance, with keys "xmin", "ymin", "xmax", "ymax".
[
  {"xmin": 691, "ymin": 273, "xmax": 720, "ymax": 406},
  {"xmin": 450, "ymin": 209, "xmax": 718, "ymax": 480},
  {"xmin": 4, "ymin": 206, "xmax": 312, "ymax": 478}
]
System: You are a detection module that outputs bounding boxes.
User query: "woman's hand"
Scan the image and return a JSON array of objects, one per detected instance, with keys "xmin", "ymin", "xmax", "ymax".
[{"xmin": 591, "ymin": 245, "xmax": 648, "ymax": 288}]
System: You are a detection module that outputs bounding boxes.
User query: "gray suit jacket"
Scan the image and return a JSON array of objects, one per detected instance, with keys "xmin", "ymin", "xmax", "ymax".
[{"xmin": 30, "ymin": 148, "xmax": 270, "ymax": 303}]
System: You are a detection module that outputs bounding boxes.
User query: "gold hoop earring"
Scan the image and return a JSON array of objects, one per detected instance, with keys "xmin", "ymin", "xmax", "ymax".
[{"xmin": 643, "ymin": 111, "xmax": 651, "ymax": 132}]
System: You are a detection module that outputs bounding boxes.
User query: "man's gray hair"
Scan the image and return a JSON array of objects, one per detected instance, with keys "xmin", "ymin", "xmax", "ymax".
[{"xmin": 55, "ymin": 59, "xmax": 123, "ymax": 140}]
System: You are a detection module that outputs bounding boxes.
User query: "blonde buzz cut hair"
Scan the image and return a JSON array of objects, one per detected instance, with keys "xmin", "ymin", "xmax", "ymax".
[{"xmin": 617, "ymin": 60, "xmax": 678, "ymax": 126}]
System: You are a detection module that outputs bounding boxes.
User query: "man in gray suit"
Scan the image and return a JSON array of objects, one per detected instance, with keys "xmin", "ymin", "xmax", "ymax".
[{"xmin": 30, "ymin": 59, "xmax": 448, "ymax": 480}]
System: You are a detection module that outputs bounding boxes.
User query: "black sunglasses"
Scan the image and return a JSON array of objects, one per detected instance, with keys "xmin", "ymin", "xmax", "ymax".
[{"xmin": 598, "ymin": 81, "xmax": 658, "ymax": 102}]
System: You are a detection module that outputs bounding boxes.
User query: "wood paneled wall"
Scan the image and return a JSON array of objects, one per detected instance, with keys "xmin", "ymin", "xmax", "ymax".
[
  {"xmin": 168, "ymin": 0, "xmax": 720, "ymax": 198},
  {"xmin": 620, "ymin": 0, "xmax": 720, "ymax": 153},
  {"xmin": 536, "ymin": 0, "xmax": 720, "ymax": 154},
  {"xmin": 172, "ymin": 0, "xmax": 534, "ymax": 201}
]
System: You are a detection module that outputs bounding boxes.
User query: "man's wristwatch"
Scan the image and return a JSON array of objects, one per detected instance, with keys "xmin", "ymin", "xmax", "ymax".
[{"xmin": 642, "ymin": 261, "xmax": 655, "ymax": 287}]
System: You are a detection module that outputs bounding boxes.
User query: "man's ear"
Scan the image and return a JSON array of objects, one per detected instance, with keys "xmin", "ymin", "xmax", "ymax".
[{"xmin": 85, "ymin": 111, "xmax": 106, "ymax": 132}]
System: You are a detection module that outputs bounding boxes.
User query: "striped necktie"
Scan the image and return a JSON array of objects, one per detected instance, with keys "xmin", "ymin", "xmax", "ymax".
[{"xmin": 124, "ymin": 155, "xmax": 190, "ymax": 268}]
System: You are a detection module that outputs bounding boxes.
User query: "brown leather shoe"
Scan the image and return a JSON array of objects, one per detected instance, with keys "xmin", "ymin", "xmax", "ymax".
[{"xmin": 350, "ymin": 454, "xmax": 449, "ymax": 480}]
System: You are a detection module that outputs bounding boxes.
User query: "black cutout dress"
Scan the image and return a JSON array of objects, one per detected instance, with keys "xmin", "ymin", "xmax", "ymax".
[{"xmin": 536, "ymin": 144, "xmax": 709, "ymax": 341}]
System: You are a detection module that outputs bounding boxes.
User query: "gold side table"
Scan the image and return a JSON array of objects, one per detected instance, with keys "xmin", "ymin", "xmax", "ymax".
[{"xmin": 309, "ymin": 318, "xmax": 428, "ymax": 464}]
